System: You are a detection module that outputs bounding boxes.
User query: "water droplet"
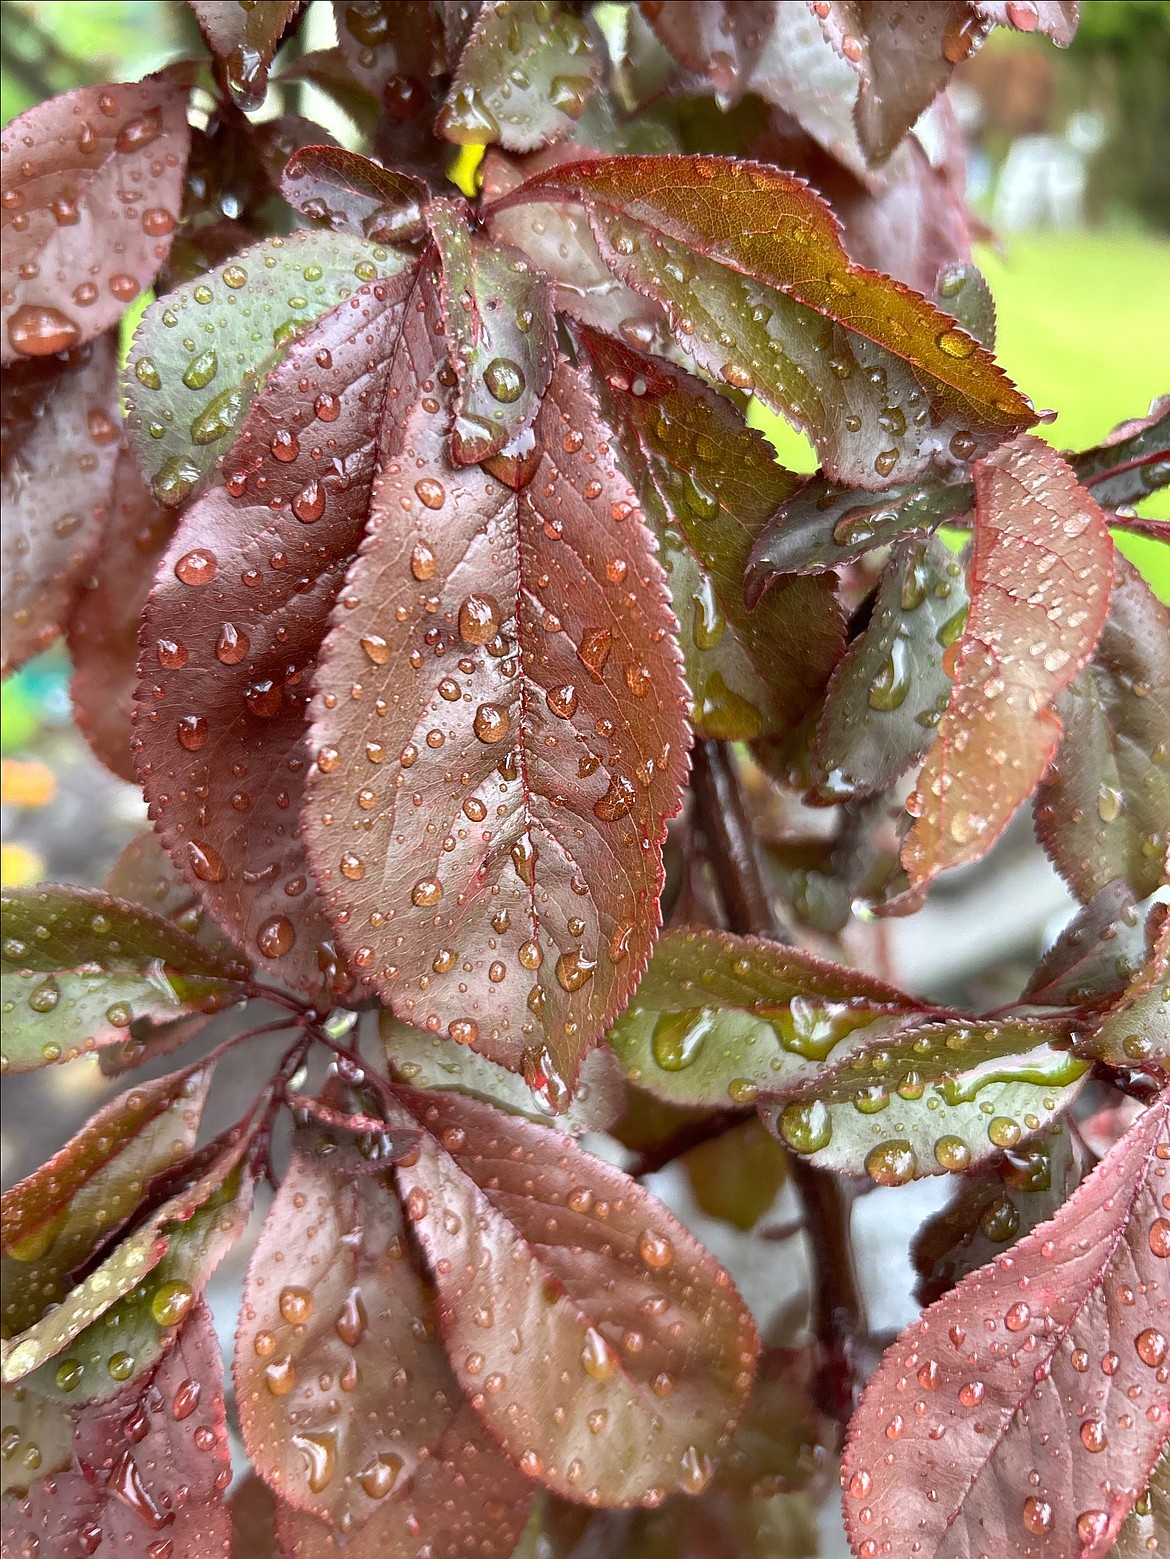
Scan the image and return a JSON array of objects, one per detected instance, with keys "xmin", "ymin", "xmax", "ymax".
[
  {"xmin": 7, "ymin": 304, "xmax": 80, "ymax": 357},
  {"xmin": 778, "ymin": 1100, "xmax": 832, "ymax": 1154},
  {"xmin": 177, "ymin": 715, "xmax": 208, "ymax": 752},
  {"xmin": 652, "ymin": 1009, "xmax": 713, "ymax": 1070},
  {"xmin": 637, "ymin": 1230, "xmax": 674, "ymax": 1269},
  {"xmin": 215, "ymin": 622, "xmax": 249, "ymax": 664},
  {"xmin": 410, "ymin": 541, "xmax": 437, "ymax": 579},
  {"xmin": 868, "ymin": 636, "xmax": 910, "ymax": 710},
  {"xmin": 292, "ymin": 480, "xmax": 326, "ymax": 524},
  {"xmin": 1150, "ymin": 1217, "xmax": 1170, "ymax": 1257},
  {"xmin": 1022, "ymin": 1496, "xmax": 1053, "ymax": 1535},
  {"xmin": 182, "ymin": 349, "xmax": 218, "ymax": 390},
  {"xmin": 415, "ymin": 477, "xmax": 446, "ymax": 509},
  {"xmin": 581, "ymin": 1326, "xmax": 619, "ymax": 1380},
  {"xmin": 360, "ymin": 633, "xmax": 390, "ymax": 665},
  {"xmin": 279, "ymin": 1286, "xmax": 314, "ymax": 1325},
  {"xmin": 474, "ymin": 703, "xmax": 510, "ymax": 744},
  {"xmin": 359, "ymin": 1452, "xmax": 404, "ymax": 1499},
  {"xmin": 555, "ymin": 949, "xmax": 595, "ymax": 991},
  {"xmin": 264, "ymin": 1355, "xmax": 296, "ymax": 1395},
  {"xmin": 459, "ymin": 593, "xmax": 501, "ymax": 644},
  {"xmin": 411, "ymin": 877, "xmax": 443, "ymax": 907},
  {"xmin": 116, "ymin": 110, "xmax": 161, "ymax": 152},
  {"xmin": 577, "ymin": 628, "xmax": 612, "ymax": 679},
  {"xmin": 256, "ymin": 915, "xmax": 295, "ymax": 958},
  {"xmin": 483, "ymin": 357, "xmax": 525, "ymax": 403},
  {"xmin": 935, "ymin": 327, "xmax": 976, "ymax": 359},
  {"xmin": 545, "ymin": 683, "xmax": 578, "ymax": 720},
  {"xmin": 150, "ymin": 1280, "xmax": 193, "ymax": 1328},
  {"xmin": 865, "ymin": 1140, "xmax": 917, "ymax": 1186},
  {"xmin": 187, "ymin": 842, "xmax": 226, "ymax": 883}
]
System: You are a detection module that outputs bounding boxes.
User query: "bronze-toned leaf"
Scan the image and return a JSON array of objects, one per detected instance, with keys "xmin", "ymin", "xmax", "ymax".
[{"xmin": 189, "ymin": 0, "xmax": 307, "ymax": 109}]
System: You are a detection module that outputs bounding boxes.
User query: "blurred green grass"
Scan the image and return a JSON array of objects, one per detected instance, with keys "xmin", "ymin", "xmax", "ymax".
[{"xmin": 751, "ymin": 233, "xmax": 1170, "ymax": 601}]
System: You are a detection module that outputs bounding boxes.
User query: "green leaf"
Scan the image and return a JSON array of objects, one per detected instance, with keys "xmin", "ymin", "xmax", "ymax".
[
  {"xmin": 426, "ymin": 197, "xmax": 556, "ymax": 464},
  {"xmin": 810, "ymin": 535, "xmax": 968, "ymax": 803},
  {"xmin": 1114, "ymin": 1451, "xmax": 1170, "ymax": 1559},
  {"xmin": 580, "ymin": 329, "xmax": 844, "ymax": 742},
  {"xmin": 0, "ymin": 885, "xmax": 248, "ymax": 1073},
  {"xmin": 123, "ymin": 229, "xmax": 409, "ymax": 507},
  {"xmin": 437, "ymin": 0, "xmax": 600, "ymax": 152},
  {"xmin": 0, "ymin": 1385, "xmax": 71, "ymax": 1496},
  {"xmin": 509, "ymin": 155, "xmax": 1035, "ymax": 488}
]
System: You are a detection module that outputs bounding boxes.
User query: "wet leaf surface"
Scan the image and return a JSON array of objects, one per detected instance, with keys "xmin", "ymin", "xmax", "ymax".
[
  {"xmin": 810, "ymin": 535, "xmax": 968, "ymax": 803},
  {"xmin": 67, "ymin": 446, "xmax": 177, "ymax": 782},
  {"xmin": 390, "ymin": 1084, "xmax": 760, "ymax": 1504},
  {"xmin": 236, "ymin": 1134, "xmax": 533, "ymax": 1543},
  {"xmin": 580, "ymin": 329, "xmax": 844, "ymax": 743},
  {"xmin": 1079, "ymin": 906, "xmax": 1169, "ymax": 1074},
  {"xmin": 510, "ymin": 155, "xmax": 1034, "ymax": 488},
  {"xmin": 0, "ymin": 68, "xmax": 192, "ymax": 365},
  {"xmin": 0, "ymin": 886, "xmax": 248, "ymax": 1074},
  {"xmin": 438, "ymin": 0, "xmax": 600, "ymax": 153},
  {"xmin": 135, "ymin": 264, "xmax": 421, "ymax": 999},
  {"xmin": 934, "ymin": 260, "xmax": 997, "ymax": 350},
  {"xmin": 0, "ymin": 1383, "xmax": 71, "ymax": 1496},
  {"xmin": 427, "ymin": 196, "xmax": 556, "ymax": 463},
  {"xmin": 304, "ymin": 277, "xmax": 689, "ymax": 1089},
  {"xmin": 1071, "ymin": 395, "xmax": 1169, "ymax": 510},
  {"xmin": 281, "ymin": 144, "xmax": 428, "ymax": 244},
  {"xmin": 1, "ymin": 334, "xmax": 121, "ymax": 676},
  {"xmin": 1113, "ymin": 1448, "xmax": 1169, "ymax": 1559},
  {"xmin": 901, "ymin": 436, "xmax": 1114, "ymax": 895},
  {"xmin": 974, "ymin": 0, "xmax": 1081, "ymax": 45},
  {"xmin": 841, "ymin": 1089, "xmax": 1170, "ymax": 1559},
  {"xmin": 4, "ymin": 1300, "xmax": 232, "ymax": 1557},
  {"xmin": 1021, "ymin": 879, "xmax": 1148, "ymax": 1010},
  {"xmin": 124, "ymin": 230, "xmax": 408, "ymax": 508},
  {"xmin": 189, "ymin": 0, "xmax": 306, "ymax": 110},
  {"xmin": 332, "ymin": 0, "xmax": 445, "ymax": 107},
  {"xmin": 1036, "ymin": 559, "xmax": 1170, "ymax": 902}
]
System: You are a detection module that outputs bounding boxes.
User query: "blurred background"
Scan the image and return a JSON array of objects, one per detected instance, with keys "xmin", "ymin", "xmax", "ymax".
[{"xmin": 1, "ymin": 6, "xmax": 1166, "ymax": 1551}]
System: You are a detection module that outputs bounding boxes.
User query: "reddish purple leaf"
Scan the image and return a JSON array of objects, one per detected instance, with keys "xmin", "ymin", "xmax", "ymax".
[
  {"xmin": 1080, "ymin": 906, "xmax": 1169, "ymax": 1075},
  {"xmin": 1, "ymin": 334, "xmax": 120, "ymax": 675},
  {"xmin": 68, "ymin": 446, "xmax": 176, "ymax": 782},
  {"xmin": 235, "ymin": 1138, "xmax": 533, "ymax": 1548},
  {"xmin": 975, "ymin": 0, "xmax": 1080, "ymax": 44},
  {"xmin": 189, "ymin": 0, "xmax": 306, "ymax": 109},
  {"xmin": 304, "ymin": 276, "xmax": 689, "ymax": 1089},
  {"xmin": 901, "ymin": 435, "xmax": 1113, "ymax": 894},
  {"xmin": 841, "ymin": 1089, "xmax": 1170, "ymax": 1559},
  {"xmin": 1022, "ymin": 879, "xmax": 1148, "ymax": 1010},
  {"xmin": 391, "ymin": 1085, "xmax": 760, "ymax": 1504},
  {"xmin": 1034, "ymin": 559, "xmax": 1170, "ymax": 904},
  {"xmin": 509, "ymin": 154, "xmax": 1035, "ymax": 488},
  {"xmin": 5, "ymin": 1300, "xmax": 232, "ymax": 1559},
  {"xmin": 0, "ymin": 70, "xmax": 192, "ymax": 364},
  {"xmin": 281, "ymin": 145, "xmax": 428, "ymax": 243},
  {"xmin": 333, "ymin": 1, "xmax": 445, "ymax": 108},
  {"xmin": 135, "ymin": 264, "xmax": 420, "ymax": 999},
  {"xmin": 229, "ymin": 1475, "xmax": 281, "ymax": 1558},
  {"xmin": 1071, "ymin": 395, "xmax": 1169, "ymax": 511}
]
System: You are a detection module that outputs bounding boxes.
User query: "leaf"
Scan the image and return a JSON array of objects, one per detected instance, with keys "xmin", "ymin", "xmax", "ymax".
[
  {"xmin": 1080, "ymin": 906, "xmax": 1169, "ymax": 1074},
  {"xmin": 104, "ymin": 828, "xmax": 247, "ymax": 964},
  {"xmin": 333, "ymin": 1, "xmax": 445, "ymax": 105},
  {"xmin": 0, "ymin": 885, "xmax": 248, "ymax": 1074},
  {"xmin": 608, "ymin": 924, "xmax": 926, "ymax": 1113},
  {"xmin": 578, "ymin": 329, "xmax": 845, "ymax": 743},
  {"xmin": 1035, "ymin": 560, "xmax": 1170, "ymax": 901},
  {"xmin": 426, "ymin": 197, "xmax": 557, "ymax": 464},
  {"xmin": 381, "ymin": 1011, "xmax": 625, "ymax": 1132},
  {"xmin": 281, "ymin": 144, "xmax": 429, "ymax": 244},
  {"xmin": 1022, "ymin": 879, "xmax": 1148, "ymax": 1009},
  {"xmin": 390, "ymin": 1084, "xmax": 760, "ymax": 1504},
  {"xmin": 1114, "ymin": 1450, "xmax": 1169, "ymax": 1559},
  {"xmin": 809, "ymin": 535, "xmax": 968, "ymax": 804},
  {"xmin": 911, "ymin": 1119, "xmax": 1088, "ymax": 1305},
  {"xmin": 0, "ymin": 1386, "xmax": 71, "ymax": 1496},
  {"xmin": 135, "ymin": 262, "xmax": 422, "ymax": 998},
  {"xmin": 304, "ymin": 279, "xmax": 689, "ymax": 1090},
  {"xmin": 1, "ymin": 335, "xmax": 121, "ymax": 676},
  {"xmin": 437, "ymin": 0, "xmax": 600, "ymax": 153},
  {"xmin": 901, "ymin": 435, "xmax": 1114, "ymax": 894},
  {"xmin": 841, "ymin": 1088, "xmax": 1170, "ymax": 1559},
  {"xmin": 935, "ymin": 260, "xmax": 997, "ymax": 350},
  {"xmin": 510, "ymin": 155, "xmax": 1034, "ymax": 488},
  {"xmin": 2, "ymin": 1063, "xmax": 212, "ymax": 1340},
  {"xmin": 67, "ymin": 446, "xmax": 176, "ymax": 782},
  {"xmin": 5, "ymin": 1301, "xmax": 232, "ymax": 1558},
  {"xmin": 3, "ymin": 1122, "xmax": 255, "ymax": 1401},
  {"xmin": 229, "ymin": 1475, "xmax": 282, "ymax": 1558},
  {"xmin": 811, "ymin": 2, "xmax": 975, "ymax": 165},
  {"xmin": 189, "ymin": 0, "xmax": 306, "ymax": 110},
  {"xmin": 1071, "ymin": 395, "xmax": 1169, "ymax": 510},
  {"xmin": 974, "ymin": 0, "xmax": 1080, "ymax": 44},
  {"xmin": 123, "ymin": 229, "xmax": 408, "ymax": 508},
  {"xmin": 236, "ymin": 1137, "xmax": 533, "ymax": 1546},
  {"xmin": 0, "ymin": 68, "xmax": 192, "ymax": 365}
]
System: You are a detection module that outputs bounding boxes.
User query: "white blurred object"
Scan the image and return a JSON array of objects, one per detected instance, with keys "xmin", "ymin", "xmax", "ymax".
[{"xmin": 993, "ymin": 127, "xmax": 1095, "ymax": 231}]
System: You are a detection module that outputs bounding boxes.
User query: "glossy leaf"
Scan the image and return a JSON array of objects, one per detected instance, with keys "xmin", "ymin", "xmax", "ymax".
[
  {"xmin": 135, "ymin": 263, "xmax": 421, "ymax": 998},
  {"xmin": 281, "ymin": 144, "xmax": 428, "ymax": 244},
  {"xmin": 1022, "ymin": 879, "xmax": 1148, "ymax": 1009},
  {"xmin": 1071, "ymin": 395, "xmax": 1169, "ymax": 510},
  {"xmin": 427, "ymin": 197, "xmax": 556, "ymax": 463},
  {"xmin": 304, "ymin": 281, "xmax": 689, "ymax": 1088},
  {"xmin": 67, "ymin": 446, "xmax": 176, "ymax": 782},
  {"xmin": 580, "ymin": 329, "xmax": 844, "ymax": 743},
  {"xmin": 4, "ymin": 1123, "xmax": 255, "ymax": 1402},
  {"xmin": 609, "ymin": 924, "xmax": 923, "ymax": 1110},
  {"xmin": 911, "ymin": 1119, "xmax": 1088, "ymax": 1305},
  {"xmin": 381, "ymin": 1012, "xmax": 624, "ymax": 1133},
  {"xmin": 123, "ymin": 230, "xmax": 408, "ymax": 508},
  {"xmin": 438, "ymin": 0, "xmax": 600, "ymax": 152},
  {"xmin": 104, "ymin": 827, "xmax": 245, "ymax": 963},
  {"xmin": 744, "ymin": 469, "xmax": 972, "ymax": 590},
  {"xmin": 332, "ymin": 0, "xmax": 445, "ymax": 106},
  {"xmin": 841, "ymin": 1089, "xmax": 1170, "ymax": 1559},
  {"xmin": 391, "ymin": 1084, "xmax": 760, "ymax": 1504},
  {"xmin": 1035, "ymin": 559, "xmax": 1170, "ymax": 902},
  {"xmin": 1, "ymin": 335, "xmax": 121, "ymax": 676},
  {"xmin": 236, "ymin": 1136, "xmax": 533, "ymax": 1543},
  {"xmin": 812, "ymin": 2, "xmax": 975, "ymax": 165},
  {"xmin": 0, "ymin": 1384, "xmax": 71, "ymax": 1497},
  {"xmin": 5, "ymin": 1301, "xmax": 232, "ymax": 1557},
  {"xmin": 2, "ymin": 1063, "xmax": 212, "ymax": 1340},
  {"xmin": 901, "ymin": 435, "xmax": 1114, "ymax": 894},
  {"xmin": 189, "ymin": 0, "xmax": 306, "ymax": 110},
  {"xmin": 935, "ymin": 260, "xmax": 997, "ymax": 350},
  {"xmin": 810, "ymin": 535, "xmax": 968, "ymax": 804},
  {"xmin": 975, "ymin": 0, "xmax": 1080, "ymax": 44},
  {"xmin": 511, "ymin": 155, "xmax": 1034, "ymax": 488},
  {"xmin": 1080, "ymin": 906, "xmax": 1169, "ymax": 1074},
  {"xmin": 0, "ymin": 885, "xmax": 248, "ymax": 1074},
  {"xmin": 0, "ymin": 69, "xmax": 192, "ymax": 365}
]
